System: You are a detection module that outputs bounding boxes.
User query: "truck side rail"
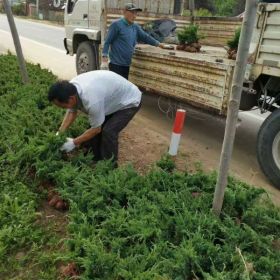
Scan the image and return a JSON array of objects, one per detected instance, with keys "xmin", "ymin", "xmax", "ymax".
[{"xmin": 106, "ymin": 8, "xmax": 242, "ymax": 47}]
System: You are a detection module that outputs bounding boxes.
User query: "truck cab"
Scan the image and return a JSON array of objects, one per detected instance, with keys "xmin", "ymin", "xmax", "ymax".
[{"xmin": 64, "ymin": 0, "xmax": 102, "ymax": 73}]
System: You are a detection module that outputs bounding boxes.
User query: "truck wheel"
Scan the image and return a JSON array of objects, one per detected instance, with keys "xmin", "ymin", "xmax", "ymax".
[
  {"xmin": 257, "ymin": 109, "xmax": 280, "ymax": 189},
  {"xmin": 76, "ymin": 41, "xmax": 99, "ymax": 74}
]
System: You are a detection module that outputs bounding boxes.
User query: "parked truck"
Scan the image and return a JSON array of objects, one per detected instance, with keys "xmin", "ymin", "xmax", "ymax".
[{"xmin": 63, "ymin": 0, "xmax": 280, "ymax": 189}]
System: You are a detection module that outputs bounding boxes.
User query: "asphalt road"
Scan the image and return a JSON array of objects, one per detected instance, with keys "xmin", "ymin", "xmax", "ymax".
[
  {"xmin": 0, "ymin": 14, "xmax": 65, "ymax": 50},
  {"xmin": 1, "ymin": 14, "xmax": 279, "ymax": 203}
]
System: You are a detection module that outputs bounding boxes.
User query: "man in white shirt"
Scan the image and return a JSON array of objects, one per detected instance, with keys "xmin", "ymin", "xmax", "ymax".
[{"xmin": 48, "ymin": 70, "xmax": 142, "ymax": 166}]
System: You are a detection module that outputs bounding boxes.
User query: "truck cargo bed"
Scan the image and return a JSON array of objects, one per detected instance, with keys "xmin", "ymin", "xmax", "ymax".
[{"xmin": 130, "ymin": 45, "xmax": 235, "ymax": 115}]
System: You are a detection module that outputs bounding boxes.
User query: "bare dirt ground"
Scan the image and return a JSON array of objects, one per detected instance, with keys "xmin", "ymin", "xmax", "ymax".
[
  {"xmin": 119, "ymin": 118, "xmax": 194, "ymax": 172},
  {"xmin": 119, "ymin": 108, "xmax": 280, "ymax": 206}
]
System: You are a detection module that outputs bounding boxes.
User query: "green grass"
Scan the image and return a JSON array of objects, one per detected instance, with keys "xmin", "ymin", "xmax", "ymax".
[
  {"xmin": 0, "ymin": 54, "xmax": 63, "ymax": 279},
  {"xmin": 0, "ymin": 54, "xmax": 280, "ymax": 279},
  {"xmin": 227, "ymin": 27, "xmax": 241, "ymax": 50}
]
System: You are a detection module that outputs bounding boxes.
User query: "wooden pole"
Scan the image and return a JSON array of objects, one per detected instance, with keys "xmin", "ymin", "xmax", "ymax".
[
  {"xmin": 212, "ymin": 0, "xmax": 258, "ymax": 216},
  {"xmin": 3, "ymin": 0, "xmax": 29, "ymax": 84}
]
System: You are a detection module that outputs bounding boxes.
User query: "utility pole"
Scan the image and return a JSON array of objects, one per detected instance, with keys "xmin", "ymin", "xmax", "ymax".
[
  {"xmin": 212, "ymin": 0, "xmax": 258, "ymax": 216},
  {"xmin": 3, "ymin": 0, "xmax": 29, "ymax": 84}
]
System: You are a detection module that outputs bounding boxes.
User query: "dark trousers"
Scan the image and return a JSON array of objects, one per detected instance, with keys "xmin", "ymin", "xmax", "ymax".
[
  {"xmin": 84, "ymin": 105, "xmax": 141, "ymax": 164},
  {"xmin": 109, "ymin": 63, "xmax": 130, "ymax": 80}
]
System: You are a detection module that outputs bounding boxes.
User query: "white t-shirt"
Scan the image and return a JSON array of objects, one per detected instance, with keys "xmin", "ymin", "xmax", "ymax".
[{"xmin": 69, "ymin": 70, "xmax": 142, "ymax": 128}]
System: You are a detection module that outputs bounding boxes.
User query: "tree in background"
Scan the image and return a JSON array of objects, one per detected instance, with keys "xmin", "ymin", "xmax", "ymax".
[
  {"xmin": 214, "ymin": 0, "xmax": 236, "ymax": 16},
  {"xmin": 234, "ymin": 0, "xmax": 246, "ymax": 16},
  {"xmin": 213, "ymin": 0, "xmax": 245, "ymax": 16},
  {"xmin": 194, "ymin": 0, "xmax": 245, "ymax": 17},
  {"xmin": 194, "ymin": 0, "xmax": 215, "ymax": 13}
]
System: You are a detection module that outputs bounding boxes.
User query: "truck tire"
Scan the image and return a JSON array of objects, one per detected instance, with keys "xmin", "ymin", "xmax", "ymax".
[
  {"xmin": 257, "ymin": 109, "xmax": 280, "ymax": 189},
  {"xmin": 76, "ymin": 41, "xmax": 99, "ymax": 74}
]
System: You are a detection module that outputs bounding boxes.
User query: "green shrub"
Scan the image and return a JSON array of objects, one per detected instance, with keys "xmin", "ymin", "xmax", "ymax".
[
  {"xmin": 0, "ymin": 54, "xmax": 61, "ymax": 279},
  {"xmin": 195, "ymin": 8, "xmax": 213, "ymax": 17},
  {"xmin": 182, "ymin": 8, "xmax": 213, "ymax": 17},
  {"xmin": 177, "ymin": 24, "xmax": 204, "ymax": 45},
  {"xmin": 214, "ymin": 0, "xmax": 237, "ymax": 16},
  {"xmin": 227, "ymin": 27, "xmax": 241, "ymax": 49},
  {"xmin": 1, "ymin": 54, "xmax": 280, "ymax": 280},
  {"xmin": 0, "ymin": 3, "xmax": 4, "ymax": 13},
  {"xmin": 156, "ymin": 154, "xmax": 175, "ymax": 172},
  {"xmin": 11, "ymin": 3, "xmax": 26, "ymax": 16}
]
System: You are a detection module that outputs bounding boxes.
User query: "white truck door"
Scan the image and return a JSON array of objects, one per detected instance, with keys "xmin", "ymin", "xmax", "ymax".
[
  {"xmin": 88, "ymin": 0, "xmax": 102, "ymax": 32},
  {"xmin": 65, "ymin": 0, "xmax": 90, "ymax": 40}
]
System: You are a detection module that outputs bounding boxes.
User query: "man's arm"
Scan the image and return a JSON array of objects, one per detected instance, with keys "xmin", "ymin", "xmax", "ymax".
[
  {"xmin": 58, "ymin": 110, "xmax": 78, "ymax": 132},
  {"xmin": 136, "ymin": 25, "xmax": 161, "ymax": 46},
  {"xmin": 136, "ymin": 25, "xmax": 167, "ymax": 48},
  {"xmin": 102, "ymin": 22, "xmax": 119, "ymax": 62},
  {"xmin": 73, "ymin": 127, "xmax": 101, "ymax": 146}
]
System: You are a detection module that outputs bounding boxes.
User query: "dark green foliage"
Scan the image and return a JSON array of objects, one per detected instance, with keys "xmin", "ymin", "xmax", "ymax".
[
  {"xmin": 59, "ymin": 167, "xmax": 280, "ymax": 280},
  {"xmin": 196, "ymin": 0, "xmax": 245, "ymax": 16},
  {"xmin": 195, "ymin": 8, "xmax": 213, "ymax": 17},
  {"xmin": 194, "ymin": 0, "xmax": 215, "ymax": 13},
  {"xmin": 177, "ymin": 24, "xmax": 204, "ymax": 45},
  {"xmin": 1, "ymin": 54, "xmax": 280, "ymax": 279},
  {"xmin": 156, "ymin": 154, "xmax": 176, "ymax": 172},
  {"xmin": 11, "ymin": 2, "xmax": 26, "ymax": 16},
  {"xmin": 0, "ymin": 54, "xmax": 65, "ymax": 279},
  {"xmin": 214, "ymin": 0, "xmax": 237, "ymax": 16},
  {"xmin": 182, "ymin": 8, "xmax": 213, "ymax": 17},
  {"xmin": 227, "ymin": 27, "xmax": 241, "ymax": 50}
]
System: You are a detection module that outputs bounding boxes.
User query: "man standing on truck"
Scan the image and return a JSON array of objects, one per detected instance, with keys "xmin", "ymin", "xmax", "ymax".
[
  {"xmin": 101, "ymin": 3, "xmax": 165, "ymax": 79},
  {"xmin": 48, "ymin": 70, "xmax": 142, "ymax": 167}
]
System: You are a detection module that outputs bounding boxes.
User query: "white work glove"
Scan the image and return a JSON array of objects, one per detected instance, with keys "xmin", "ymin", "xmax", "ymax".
[
  {"xmin": 100, "ymin": 62, "xmax": 109, "ymax": 70},
  {"xmin": 160, "ymin": 44, "xmax": 174, "ymax": 50},
  {"xmin": 60, "ymin": 137, "xmax": 76, "ymax": 152}
]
